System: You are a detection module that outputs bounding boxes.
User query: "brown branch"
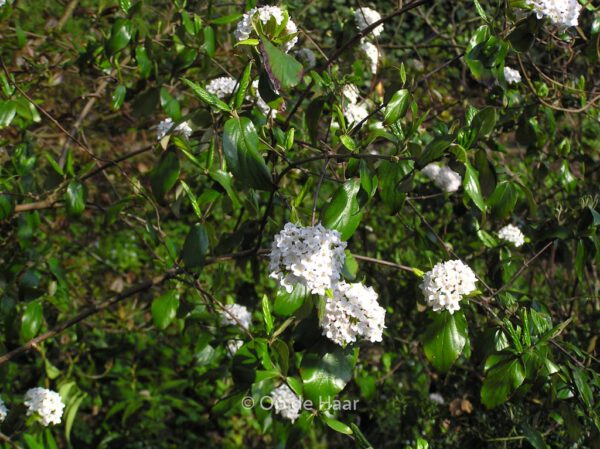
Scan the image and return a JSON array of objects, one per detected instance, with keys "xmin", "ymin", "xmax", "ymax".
[{"xmin": 353, "ymin": 254, "xmax": 416, "ymax": 274}]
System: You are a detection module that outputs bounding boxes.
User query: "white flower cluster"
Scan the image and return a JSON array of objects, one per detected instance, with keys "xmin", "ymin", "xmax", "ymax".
[
  {"xmin": 24, "ymin": 388, "xmax": 65, "ymax": 427},
  {"xmin": 420, "ymin": 260, "xmax": 478, "ymax": 314},
  {"xmin": 321, "ymin": 282, "xmax": 386, "ymax": 346},
  {"xmin": 156, "ymin": 118, "xmax": 192, "ymax": 140},
  {"xmin": 525, "ymin": 0, "xmax": 582, "ymax": 28},
  {"xmin": 355, "ymin": 7, "xmax": 384, "ymax": 37},
  {"xmin": 227, "ymin": 339, "xmax": 244, "ymax": 355},
  {"xmin": 342, "ymin": 84, "xmax": 369, "ymax": 125},
  {"xmin": 220, "ymin": 303, "xmax": 252, "ymax": 330},
  {"xmin": 360, "ymin": 40, "xmax": 379, "ymax": 73},
  {"xmin": 503, "ymin": 66, "xmax": 522, "ymax": 84},
  {"xmin": 295, "ymin": 47, "xmax": 317, "ymax": 69},
  {"xmin": 429, "ymin": 392, "xmax": 445, "ymax": 405},
  {"xmin": 497, "ymin": 224, "xmax": 525, "ymax": 247},
  {"xmin": 0, "ymin": 397, "xmax": 7, "ymax": 422},
  {"xmin": 235, "ymin": 6, "xmax": 298, "ymax": 52},
  {"xmin": 206, "ymin": 76, "xmax": 238, "ymax": 99},
  {"xmin": 271, "ymin": 384, "xmax": 302, "ymax": 422},
  {"xmin": 269, "ymin": 223, "xmax": 347, "ymax": 295},
  {"xmin": 422, "ymin": 163, "xmax": 462, "ymax": 193}
]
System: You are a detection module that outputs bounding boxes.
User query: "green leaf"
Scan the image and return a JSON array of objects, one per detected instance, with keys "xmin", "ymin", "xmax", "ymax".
[
  {"xmin": 417, "ymin": 137, "xmax": 453, "ymax": 167},
  {"xmin": 378, "ymin": 160, "xmax": 413, "ymax": 212},
  {"xmin": 234, "ymin": 62, "xmax": 253, "ymax": 109},
  {"xmin": 481, "ymin": 355, "xmax": 525, "ymax": 408},
  {"xmin": 473, "ymin": 0, "xmax": 489, "ymax": 22},
  {"xmin": 0, "ymin": 193, "xmax": 14, "ymax": 220},
  {"xmin": 64, "ymin": 182, "xmax": 86, "ymax": 216},
  {"xmin": 423, "ymin": 311, "xmax": 468, "ymax": 373},
  {"xmin": 258, "ymin": 37, "xmax": 303, "ymax": 90},
  {"xmin": 203, "ymin": 26, "xmax": 216, "ymax": 57},
  {"xmin": 520, "ymin": 422, "xmax": 548, "ymax": 449},
  {"xmin": 151, "ymin": 290, "xmax": 179, "ymax": 330},
  {"xmin": 350, "ymin": 423, "xmax": 374, "ymax": 449},
  {"xmin": 274, "ymin": 284, "xmax": 309, "ymax": 317},
  {"xmin": 209, "ymin": 169, "xmax": 242, "ymax": 208},
  {"xmin": 222, "ymin": 117, "xmax": 273, "ymax": 191},
  {"xmin": 135, "ymin": 46, "xmax": 152, "ymax": 79},
  {"xmin": 150, "ymin": 150, "xmax": 180, "ymax": 201},
  {"xmin": 20, "ymin": 300, "xmax": 43, "ymax": 341},
  {"xmin": 384, "ymin": 89, "xmax": 411, "ymax": 125},
  {"xmin": 180, "ymin": 180, "xmax": 202, "ymax": 219},
  {"xmin": 320, "ymin": 415, "xmax": 353, "ymax": 435},
  {"xmin": 300, "ymin": 340, "xmax": 355, "ymax": 406},
  {"xmin": 0, "ymin": 100, "xmax": 17, "ymax": 128},
  {"xmin": 571, "ymin": 367, "xmax": 593, "ymax": 408},
  {"xmin": 181, "ymin": 78, "xmax": 231, "ymax": 112},
  {"xmin": 472, "ymin": 106, "xmax": 496, "ymax": 137},
  {"xmin": 340, "ymin": 134, "xmax": 358, "ymax": 152},
  {"xmin": 261, "ymin": 294, "xmax": 274, "ymax": 335},
  {"xmin": 65, "ymin": 392, "xmax": 87, "ymax": 443},
  {"xmin": 321, "ymin": 179, "xmax": 363, "ymax": 240},
  {"xmin": 181, "ymin": 223, "xmax": 209, "ymax": 269},
  {"xmin": 489, "ymin": 181, "xmax": 518, "ymax": 219},
  {"xmin": 463, "ymin": 163, "xmax": 487, "ymax": 211},
  {"xmin": 111, "ymin": 84, "xmax": 126, "ymax": 111},
  {"xmin": 106, "ymin": 19, "xmax": 132, "ymax": 55}
]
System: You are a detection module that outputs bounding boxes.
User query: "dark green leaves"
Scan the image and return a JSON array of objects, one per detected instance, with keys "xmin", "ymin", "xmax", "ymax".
[
  {"xmin": 234, "ymin": 62, "xmax": 253, "ymax": 109},
  {"xmin": 181, "ymin": 224, "xmax": 209, "ymax": 269},
  {"xmin": 182, "ymin": 78, "xmax": 231, "ymax": 112},
  {"xmin": 259, "ymin": 38, "xmax": 303, "ymax": 90},
  {"xmin": 274, "ymin": 284, "xmax": 309, "ymax": 317},
  {"xmin": 106, "ymin": 19, "xmax": 132, "ymax": 55},
  {"xmin": 378, "ymin": 160, "xmax": 413, "ymax": 212},
  {"xmin": 384, "ymin": 89, "xmax": 411, "ymax": 125},
  {"xmin": 150, "ymin": 150, "xmax": 180, "ymax": 201},
  {"xmin": 222, "ymin": 117, "xmax": 273, "ymax": 191},
  {"xmin": 0, "ymin": 100, "xmax": 17, "ymax": 128},
  {"xmin": 20, "ymin": 300, "xmax": 43, "ymax": 341},
  {"xmin": 64, "ymin": 182, "xmax": 86, "ymax": 216},
  {"xmin": 423, "ymin": 311, "xmax": 468, "ymax": 373},
  {"xmin": 471, "ymin": 107, "xmax": 496, "ymax": 137},
  {"xmin": 300, "ymin": 340, "xmax": 354, "ymax": 406},
  {"xmin": 463, "ymin": 163, "xmax": 487, "ymax": 212},
  {"xmin": 321, "ymin": 179, "xmax": 362, "ymax": 240},
  {"xmin": 151, "ymin": 291, "xmax": 179, "ymax": 330},
  {"xmin": 489, "ymin": 181, "xmax": 518, "ymax": 219},
  {"xmin": 481, "ymin": 354, "xmax": 525, "ymax": 408},
  {"xmin": 417, "ymin": 137, "xmax": 453, "ymax": 167},
  {"xmin": 111, "ymin": 85, "xmax": 127, "ymax": 111}
]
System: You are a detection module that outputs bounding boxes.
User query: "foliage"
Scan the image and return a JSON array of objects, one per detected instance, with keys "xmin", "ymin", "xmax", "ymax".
[{"xmin": 0, "ymin": 0, "xmax": 599, "ymax": 448}]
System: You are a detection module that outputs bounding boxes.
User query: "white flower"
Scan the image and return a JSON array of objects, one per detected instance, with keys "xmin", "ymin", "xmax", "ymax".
[
  {"xmin": 360, "ymin": 40, "xmax": 379, "ymax": 73},
  {"xmin": 344, "ymin": 102, "xmax": 370, "ymax": 125},
  {"xmin": 321, "ymin": 282, "xmax": 386, "ymax": 346},
  {"xmin": 295, "ymin": 47, "xmax": 317, "ymax": 69},
  {"xmin": 220, "ymin": 304, "xmax": 252, "ymax": 330},
  {"xmin": 235, "ymin": 6, "xmax": 298, "ymax": 52},
  {"xmin": 227, "ymin": 339, "xmax": 244, "ymax": 355},
  {"xmin": 0, "ymin": 0, "xmax": 6, "ymax": 7},
  {"xmin": 420, "ymin": 260, "xmax": 478, "ymax": 314},
  {"xmin": 206, "ymin": 76, "xmax": 238, "ymax": 99},
  {"xmin": 271, "ymin": 384, "xmax": 302, "ymax": 422},
  {"xmin": 525, "ymin": 0, "xmax": 582, "ymax": 28},
  {"xmin": 156, "ymin": 118, "xmax": 192, "ymax": 140},
  {"xmin": 498, "ymin": 224, "xmax": 525, "ymax": 247},
  {"xmin": 342, "ymin": 84, "xmax": 361, "ymax": 105},
  {"xmin": 429, "ymin": 392, "xmax": 445, "ymax": 405},
  {"xmin": 0, "ymin": 397, "xmax": 8, "ymax": 422},
  {"xmin": 422, "ymin": 163, "xmax": 462, "ymax": 193},
  {"xmin": 269, "ymin": 223, "xmax": 347, "ymax": 295},
  {"xmin": 24, "ymin": 388, "xmax": 65, "ymax": 427},
  {"xmin": 503, "ymin": 66, "xmax": 522, "ymax": 84},
  {"xmin": 355, "ymin": 7, "xmax": 384, "ymax": 37}
]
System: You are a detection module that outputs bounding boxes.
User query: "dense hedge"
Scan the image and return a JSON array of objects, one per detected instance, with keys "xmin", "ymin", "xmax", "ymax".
[{"xmin": 0, "ymin": 0, "xmax": 599, "ymax": 448}]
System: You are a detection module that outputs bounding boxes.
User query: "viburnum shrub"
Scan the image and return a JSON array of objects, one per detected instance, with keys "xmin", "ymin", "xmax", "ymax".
[{"xmin": 0, "ymin": 0, "xmax": 599, "ymax": 448}]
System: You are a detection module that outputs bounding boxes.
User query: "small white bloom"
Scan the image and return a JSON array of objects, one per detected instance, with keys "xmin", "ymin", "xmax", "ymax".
[
  {"xmin": 321, "ymin": 282, "xmax": 386, "ymax": 346},
  {"xmin": 0, "ymin": 397, "xmax": 8, "ymax": 422},
  {"xmin": 271, "ymin": 384, "xmax": 302, "ymax": 422},
  {"xmin": 420, "ymin": 260, "xmax": 478, "ymax": 314},
  {"xmin": 342, "ymin": 84, "xmax": 361, "ymax": 105},
  {"xmin": 235, "ymin": 6, "xmax": 298, "ymax": 52},
  {"xmin": 295, "ymin": 48, "xmax": 317, "ymax": 69},
  {"xmin": 355, "ymin": 7, "xmax": 384, "ymax": 37},
  {"xmin": 206, "ymin": 76, "xmax": 238, "ymax": 99},
  {"xmin": 156, "ymin": 118, "xmax": 192, "ymax": 140},
  {"xmin": 503, "ymin": 66, "xmax": 522, "ymax": 84},
  {"xmin": 344, "ymin": 102, "xmax": 370, "ymax": 125},
  {"xmin": 360, "ymin": 40, "xmax": 379, "ymax": 73},
  {"xmin": 227, "ymin": 339, "xmax": 244, "ymax": 355},
  {"xmin": 220, "ymin": 304, "xmax": 252, "ymax": 330},
  {"xmin": 498, "ymin": 224, "xmax": 525, "ymax": 247},
  {"xmin": 269, "ymin": 223, "xmax": 347, "ymax": 296},
  {"xmin": 429, "ymin": 392, "xmax": 445, "ymax": 405},
  {"xmin": 422, "ymin": 163, "xmax": 462, "ymax": 193},
  {"xmin": 525, "ymin": 0, "xmax": 582, "ymax": 28},
  {"xmin": 24, "ymin": 388, "xmax": 65, "ymax": 427}
]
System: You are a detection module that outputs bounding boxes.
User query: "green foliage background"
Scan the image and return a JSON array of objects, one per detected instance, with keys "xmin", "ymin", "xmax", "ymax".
[{"xmin": 0, "ymin": 0, "xmax": 599, "ymax": 448}]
